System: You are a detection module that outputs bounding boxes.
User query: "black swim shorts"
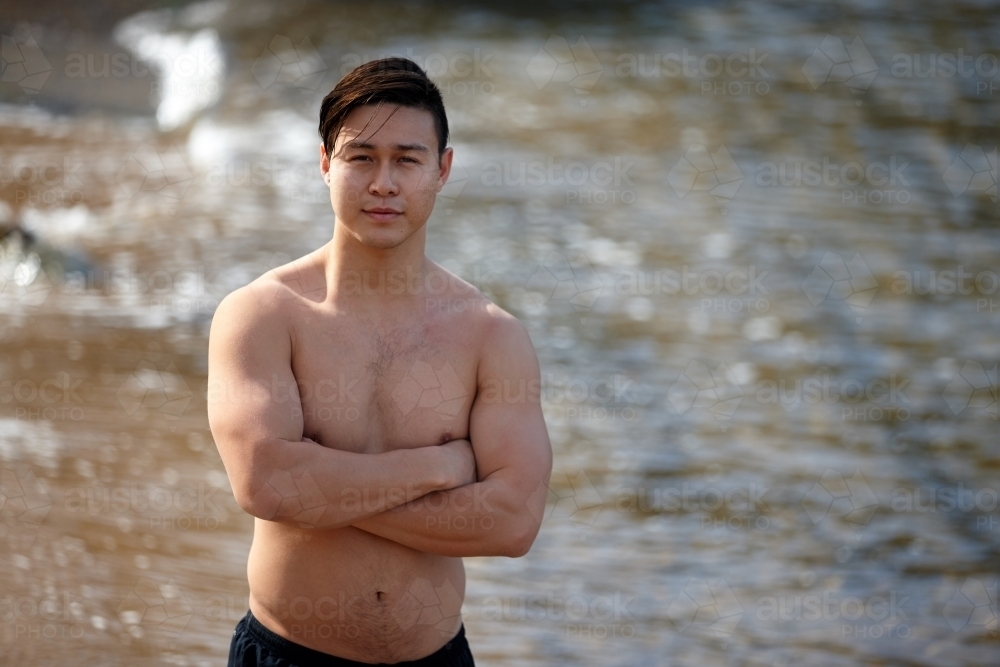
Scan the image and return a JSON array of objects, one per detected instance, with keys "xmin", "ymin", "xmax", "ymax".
[{"xmin": 227, "ymin": 609, "xmax": 476, "ymax": 667}]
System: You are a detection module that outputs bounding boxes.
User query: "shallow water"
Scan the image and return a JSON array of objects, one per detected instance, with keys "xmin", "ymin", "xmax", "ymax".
[{"xmin": 1, "ymin": 1, "xmax": 998, "ymax": 665}]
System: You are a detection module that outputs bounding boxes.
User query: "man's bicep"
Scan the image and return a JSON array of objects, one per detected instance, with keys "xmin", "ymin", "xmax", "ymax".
[
  {"xmin": 207, "ymin": 287, "xmax": 303, "ymax": 497},
  {"xmin": 468, "ymin": 314, "xmax": 552, "ymax": 490}
]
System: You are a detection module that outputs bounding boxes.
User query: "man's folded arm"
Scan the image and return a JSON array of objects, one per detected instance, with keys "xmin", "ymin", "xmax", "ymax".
[
  {"xmin": 207, "ymin": 284, "xmax": 458, "ymax": 530},
  {"xmin": 352, "ymin": 311, "xmax": 553, "ymax": 557}
]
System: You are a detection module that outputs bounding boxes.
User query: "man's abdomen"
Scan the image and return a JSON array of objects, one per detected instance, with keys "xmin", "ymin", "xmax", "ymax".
[{"xmin": 246, "ymin": 520, "xmax": 466, "ymax": 663}]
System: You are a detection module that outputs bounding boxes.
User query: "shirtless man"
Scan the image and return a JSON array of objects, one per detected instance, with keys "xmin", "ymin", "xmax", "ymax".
[{"xmin": 207, "ymin": 58, "xmax": 552, "ymax": 666}]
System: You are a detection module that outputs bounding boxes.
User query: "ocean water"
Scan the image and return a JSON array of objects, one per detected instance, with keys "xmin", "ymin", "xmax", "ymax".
[{"xmin": 0, "ymin": 1, "xmax": 998, "ymax": 665}]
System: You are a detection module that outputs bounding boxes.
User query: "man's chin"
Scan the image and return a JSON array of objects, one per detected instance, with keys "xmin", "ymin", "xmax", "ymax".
[
  {"xmin": 352, "ymin": 229, "xmax": 408, "ymax": 250},
  {"xmin": 363, "ymin": 237, "xmax": 405, "ymax": 250}
]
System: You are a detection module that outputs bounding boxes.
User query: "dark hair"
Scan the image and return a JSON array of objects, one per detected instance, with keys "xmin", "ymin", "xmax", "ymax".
[{"xmin": 318, "ymin": 57, "xmax": 449, "ymax": 160}]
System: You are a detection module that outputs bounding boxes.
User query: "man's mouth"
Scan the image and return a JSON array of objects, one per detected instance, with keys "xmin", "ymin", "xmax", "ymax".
[{"xmin": 363, "ymin": 207, "xmax": 402, "ymax": 221}]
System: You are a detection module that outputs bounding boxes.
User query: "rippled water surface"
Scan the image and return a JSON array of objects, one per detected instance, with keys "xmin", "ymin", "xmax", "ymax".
[{"xmin": 1, "ymin": 1, "xmax": 998, "ymax": 665}]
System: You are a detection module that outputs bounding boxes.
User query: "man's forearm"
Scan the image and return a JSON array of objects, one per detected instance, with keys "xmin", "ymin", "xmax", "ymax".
[
  {"xmin": 351, "ymin": 474, "xmax": 537, "ymax": 558},
  {"xmin": 243, "ymin": 438, "xmax": 450, "ymax": 530}
]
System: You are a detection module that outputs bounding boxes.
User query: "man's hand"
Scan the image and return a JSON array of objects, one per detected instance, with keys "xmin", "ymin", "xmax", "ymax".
[{"xmin": 438, "ymin": 439, "xmax": 478, "ymax": 487}]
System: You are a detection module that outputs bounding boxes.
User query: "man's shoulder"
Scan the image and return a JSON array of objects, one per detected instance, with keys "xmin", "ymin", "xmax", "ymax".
[
  {"xmin": 216, "ymin": 253, "xmax": 323, "ymax": 322},
  {"xmin": 211, "ymin": 269, "xmax": 303, "ymax": 341},
  {"xmin": 216, "ymin": 276, "xmax": 286, "ymax": 320},
  {"xmin": 465, "ymin": 293, "xmax": 540, "ymax": 390},
  {"xmin": 427, "ymin": 261, "xmax": 525, "ymax": 332},
  {"xmin": 427, "ymin": 265, "xmax": 535, "ymax": 370}
]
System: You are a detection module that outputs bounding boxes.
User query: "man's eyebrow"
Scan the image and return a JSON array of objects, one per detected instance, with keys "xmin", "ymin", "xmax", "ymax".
[
  {"xmin": 344, "ymin": 140, "xmax": 429, "ymax": 152},
  {"xmin": 392, "ymin": 142, "xmax": 430, "ymax": 152}
]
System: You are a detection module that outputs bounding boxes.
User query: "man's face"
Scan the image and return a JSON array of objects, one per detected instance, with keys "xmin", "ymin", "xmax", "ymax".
[{"xmin": 320, "ymin": 103, "xmax": 453, "ymax": 250}]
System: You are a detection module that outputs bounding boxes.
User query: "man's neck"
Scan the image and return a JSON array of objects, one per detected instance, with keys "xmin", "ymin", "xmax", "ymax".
[{"xmin": 323, "ymin": 226, "xmax": 429, "ymax": 308}]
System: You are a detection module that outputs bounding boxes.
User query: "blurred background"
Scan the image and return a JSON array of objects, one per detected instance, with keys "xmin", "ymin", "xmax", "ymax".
[{"xmin": 1, "ymin": 0, "xmax": 998, "ymax": 665}]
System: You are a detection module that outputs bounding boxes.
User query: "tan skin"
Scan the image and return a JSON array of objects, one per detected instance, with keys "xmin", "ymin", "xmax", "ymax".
[{"xmin": 207, "ymin": 102, "xmax": 552, "ymax": 663}]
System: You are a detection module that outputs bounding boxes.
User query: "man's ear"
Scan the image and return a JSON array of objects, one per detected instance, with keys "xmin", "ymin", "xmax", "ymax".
[
  {"xmin": 319, "ymin": 143, "xmax": 330, "ymax": 183},
  {"xmin": 436, "ymin": 146, "xmax": 454, "ymax": 193}
]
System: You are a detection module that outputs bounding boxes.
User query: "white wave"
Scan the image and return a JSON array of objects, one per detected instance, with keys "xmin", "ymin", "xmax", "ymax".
[
  {"xmin": 0, "ymin": 418, "xmax": 63, "ymax": 469},
  {"xmin": 20, "ymin": 205, "xmax": 95, "ymax": 249},
  {"xmin": 187, "ymin": 109, "xmax": 319, "ymax": 168},
  {"xmin": 114, "ymin": 4, "xmax": 227, "ymax": 131}
]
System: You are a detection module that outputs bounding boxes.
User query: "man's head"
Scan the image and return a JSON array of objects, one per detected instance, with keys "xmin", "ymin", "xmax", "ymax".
[
  {"xmin": 318, "ymin": 58, "xmax": 453, "ymax": 250},
  {"xmin": 319, "ymin": 57, "xmax": 449, "ymax": 162}
]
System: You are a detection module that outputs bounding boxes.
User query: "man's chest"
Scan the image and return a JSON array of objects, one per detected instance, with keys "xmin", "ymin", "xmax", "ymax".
[{"xmin": 289, "ymin": 315, "xmax": 479, "ymax": 454}]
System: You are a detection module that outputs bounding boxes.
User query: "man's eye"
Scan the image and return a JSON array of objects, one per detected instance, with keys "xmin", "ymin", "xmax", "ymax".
[
  {"xmin": 350, "ymin": 155, "xmax": 371, "ymax": 162},
  {"xmin": 400, "ymin": 157, "xmax": 418, "ymax": 164}
]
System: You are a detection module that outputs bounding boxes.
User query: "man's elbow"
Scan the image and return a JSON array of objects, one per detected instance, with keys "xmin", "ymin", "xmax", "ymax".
[
  {"xmin": 232, "ymin": 476, "xmax": 274, "ymax": 520},
  {"xmin": 228, "ymin": 439, "xmax": 310, "ymax": 522},
  {"xmin": 503, "ymin": 517, "xmax": 541, "ymax": 558},
  {"xmin": 231, "ymin": 464, "xmax": 286, "ymax": 521}
]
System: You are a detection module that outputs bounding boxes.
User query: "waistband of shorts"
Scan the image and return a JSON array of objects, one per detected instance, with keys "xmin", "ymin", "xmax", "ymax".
[{"xmin": 243, "ymin": 609, "xmax": 467, "ymax": 666}]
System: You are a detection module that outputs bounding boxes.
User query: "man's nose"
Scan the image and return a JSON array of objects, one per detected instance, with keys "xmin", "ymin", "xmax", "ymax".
[{"xmin": 369, "ymin": 162, "xmax": 399, "ymax": 196}]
